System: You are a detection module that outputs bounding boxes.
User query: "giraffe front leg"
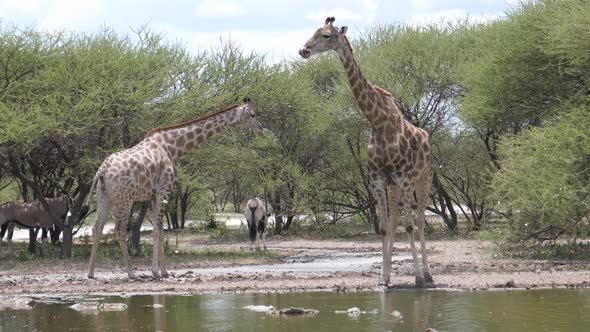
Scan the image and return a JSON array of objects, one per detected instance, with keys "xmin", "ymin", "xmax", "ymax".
[
  {"xmin": 416, "ymin": 172, "xmax": 434, "ymax": 285},
  {"xmin": 152, "ymin": 192, "xmax": 171, "ymax": 278},
  {"xmin": 417, "ymin": 208, "xmax": 433, "ymax": 285},
  {"xmin": 159, "ymin": 224, "xmax": 169, "ymax": 278},
  {"xmin": 115, "ymin": 205, "xmax": 136, "ymax": 279},
  {"xmin": 151, "ymin": 210, "xmax": 162, "ymax": 279},
  {"xmin": 401, "ymin": 188, "xmax": 425, "ymax": 288}
]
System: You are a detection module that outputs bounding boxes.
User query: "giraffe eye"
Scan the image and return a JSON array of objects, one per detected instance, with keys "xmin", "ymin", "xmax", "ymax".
[
  {"xmin": 322, "ymin": 34, "xmax": 331, "ymax": 39},
  {"xmin": 250, "ymin": 113, "xmax": 255, "ymax": 117}
]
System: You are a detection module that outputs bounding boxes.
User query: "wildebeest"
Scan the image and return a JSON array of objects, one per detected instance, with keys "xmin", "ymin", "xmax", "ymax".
[{"xmin": 244, "ymin": 197, "xmax": 267, "ymax": 251}]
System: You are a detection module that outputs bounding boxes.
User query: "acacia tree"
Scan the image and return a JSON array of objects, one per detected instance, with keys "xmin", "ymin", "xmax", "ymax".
[
  {"xmin": 493, "ymin": 109, "xmax": 590, "ymax": 242},
  {"xmin": 478, "ymin": 0, "xmax": 590, "ymax": 243},
  {"xmin": 458, "ymin": 1, "xmax": 583, "ymax": 167},
  {"xmin": 0, "ymin": 26, "xmax": 198, "ymax": 257}
]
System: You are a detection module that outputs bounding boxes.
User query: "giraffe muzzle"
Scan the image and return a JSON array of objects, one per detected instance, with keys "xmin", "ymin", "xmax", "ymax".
[{"xmin": 299, "ymin": 47, "xmax": 311, "ymax": 59}]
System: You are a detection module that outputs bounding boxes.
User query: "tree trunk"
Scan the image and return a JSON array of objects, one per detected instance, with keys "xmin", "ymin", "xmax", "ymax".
[
  {"xmin": 431, "ymin": 172, "xmax": 458, "ymax": 232},
  {"xmin": 284, "ymin": 215, "xmax": 294, "ymax": 231},
  {"xmin": 28, "ymin": 228, "xmax": 38, "ymax": 254},
  {"xmin": 61, "ymin": 226, "xmax": 74, "ymax": 258},
  {"xmin": 169, "ymin": 208, "xmax": 179, "ymax": 229},
  {"xmin": 369, "ymin": 203, "xmax": 379, "ymax": 234},
  {"xmin": 268, "ymin": 189, "xmax": 284, "ymax": 234},
  {"xmin": 179, "ymin": 191, "xmax": 189, "ymax": 229},
  {"xmin": 274, "ymin": 215, "xmax": 284, "ymax": 234}
]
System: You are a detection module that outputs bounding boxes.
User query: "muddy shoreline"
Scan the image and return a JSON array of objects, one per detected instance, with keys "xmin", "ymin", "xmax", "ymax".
[{"xmin": 1, "ymin": 239, "xmax": 589, "ymax": 297}]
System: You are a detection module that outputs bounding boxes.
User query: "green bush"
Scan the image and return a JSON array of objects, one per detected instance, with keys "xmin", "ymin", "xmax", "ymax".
[{"xmin": 492, "ymin": 108, "xmax": 590, "ymax": 243}]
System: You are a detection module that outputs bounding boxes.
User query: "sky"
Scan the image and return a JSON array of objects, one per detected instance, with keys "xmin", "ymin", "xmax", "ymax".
[{"xmin": 0, "ymin": 0, "xmax": 519, "ymax": 63}]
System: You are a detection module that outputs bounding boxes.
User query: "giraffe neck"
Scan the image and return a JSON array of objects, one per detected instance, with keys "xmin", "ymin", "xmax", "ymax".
[
  {"xmin": 155, "ymin": 107, "xmax": 242, "ymax": 161},
  {"xmin": 336, "ymin": 37, "xmax": 398, "ymax": 129}
]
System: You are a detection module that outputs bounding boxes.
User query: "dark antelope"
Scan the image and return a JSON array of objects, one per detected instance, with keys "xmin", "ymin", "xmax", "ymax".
[{"xmin": 0, "ymin": 196, "xmax": 73, "ymax": 249}]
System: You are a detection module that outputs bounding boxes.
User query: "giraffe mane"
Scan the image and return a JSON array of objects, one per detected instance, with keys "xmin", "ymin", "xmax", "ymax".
[
  {"xmin": 343, "ymin": 36, "xmax": 393, "ymax": 99},
  {"xmin": 343, "ymin": 35, "xmax": 354, "ymax": 54},
  {"xmin": 144, "ymin": 103, "xmax": 241, "ymax": 138},
  {"xmin": 374, "ymin": 86, "xmax": 393, "ymax": 98}
]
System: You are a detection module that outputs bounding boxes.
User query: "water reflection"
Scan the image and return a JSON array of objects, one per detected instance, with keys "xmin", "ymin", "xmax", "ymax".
[{"xmin": 1, "ymin": 289, "xmax": 589, "ymax": 332}]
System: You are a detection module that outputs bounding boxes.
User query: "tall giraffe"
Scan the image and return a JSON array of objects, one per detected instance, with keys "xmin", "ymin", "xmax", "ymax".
[
  {"xmin": 86, "ymin": 98, "xmax": 263, "ymax": 279},
  {"xmin": 299, "ymin": 17, "xmax": 433, "ymax": 287}
]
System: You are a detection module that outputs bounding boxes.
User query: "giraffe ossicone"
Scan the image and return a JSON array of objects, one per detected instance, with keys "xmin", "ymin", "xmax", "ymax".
[
  {"xmin": 86, "ymin": 98, "xmax": 263, "ymax": 279},
  {"xmin": 300, "ymin": 18, "xmax": 434, "ymax": 288}
]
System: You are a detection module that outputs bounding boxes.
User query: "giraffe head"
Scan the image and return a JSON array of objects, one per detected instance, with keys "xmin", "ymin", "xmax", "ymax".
[
  {"xmin": 299, "ymin": 17, "xmax": 348, "ymax": 59},
  {"xmin": 237, "ymin": 97, "xmax": 264, "ymax": 133}
]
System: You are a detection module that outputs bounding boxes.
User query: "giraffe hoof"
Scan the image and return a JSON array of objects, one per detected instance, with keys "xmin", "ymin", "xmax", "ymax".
[
  {"xmin": 161, "ymin": 271, "xmax": 170, "ymax": 278},
  {"xmin": 152, "ymin": 271, "xmax": 161, "ymax": 279},
  {"xmin": 378, "ymin": 278, "xmax": 390, "ymax": 289},
  {"xmin": 87, "ymin": 274, "xmax": 95, "ymax": 279},
  {"xmin": 128, "ymin": 273, "xmax": 137, "ymax": 280},
  {"xmin": 424, "ymin": 272, "xmax": 434, "ymax": 285}
]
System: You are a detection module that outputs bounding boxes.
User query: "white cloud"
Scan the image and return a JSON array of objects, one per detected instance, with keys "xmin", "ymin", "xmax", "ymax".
[
  {"xmin": 305, "ymin": 8, "xmax": 363, "ymax": 23},
  {"xmin": 194, "ymin": 0, "xmax": 245, "ymax": 18},
  {"xmin": 362, "ymin": 0, "xmax": 379, "ymax": 12},
  {"xmin": 413, "ymin": 0, "xmax": 435, "ymax": 11},
  {"xmin": 182, "ymin": 29, "xmax": 312, "ymax": 64},
  {"xmin": 361, "ymin": 0, "xmax": 379, "ymax": 24},
  {"xmin": 0, "ymin": 0, "xmax": 45, "ymax": 16},
  {"xmin": 37, "ymin": 0, "xmax": 103, "ymax": 32}
]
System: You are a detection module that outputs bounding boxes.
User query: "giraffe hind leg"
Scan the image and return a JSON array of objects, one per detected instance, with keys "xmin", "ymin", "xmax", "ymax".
[
  {"xmin": 374, "ymin": 180, "xmax": 400, "ymax": 287},
  {"xmin": 88, "ymin": 188, "xmax": 112, "ymax": 279}
]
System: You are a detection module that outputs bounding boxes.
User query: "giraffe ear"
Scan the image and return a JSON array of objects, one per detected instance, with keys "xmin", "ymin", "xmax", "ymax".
[{"xmin": 339, "ymin": 26, "xmax": 348, "ymax": 35}]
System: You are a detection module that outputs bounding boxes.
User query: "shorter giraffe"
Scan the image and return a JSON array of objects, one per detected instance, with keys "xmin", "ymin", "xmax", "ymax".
[{"xmin": 87, "ymin": 98, "xmax": 263, "ymax": 279}]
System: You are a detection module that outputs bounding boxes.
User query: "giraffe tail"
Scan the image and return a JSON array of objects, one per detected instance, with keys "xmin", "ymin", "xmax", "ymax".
[
  {"xmin": 84, "ymin": 166, "xmax": 104, "ymax": 206},
  {"xmin": 248, "ymin": 206, "xmax": 258, "ymax": 242}
]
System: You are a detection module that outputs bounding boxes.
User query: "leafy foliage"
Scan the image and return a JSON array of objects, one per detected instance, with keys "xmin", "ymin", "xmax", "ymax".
[{"xmin": 493, "ymin": 108, "xmax": 590, "ymax": 242}]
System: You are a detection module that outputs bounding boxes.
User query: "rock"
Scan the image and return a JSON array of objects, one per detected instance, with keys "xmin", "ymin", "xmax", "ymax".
[
  {"xmin": 244, "ymin": 305, "xmax": 275, "ymax": 312},
  {"xmin": 70, "ymin": 302, "xmax": 100, "ymax": 312},
  {"xmin": 99, "ymin": 303, "xmax": 128, "ymax": 311},
  {"xmin": 347, "ymin": 307, "xmax": 361, "ymax": 315},
  {"xmin": 0, "ymin": 297, "xmax": 33, "ymax": 310},
  {"xmin": 270, "ymin": 307, "xmax": 319, "ymax": 315},
  {"xmin": 335, "ymin": 307, "xmax": 378, "ymax": 315},
  {"xmin": 391, "ymin": 310, "xmax": 403, "ymax": 319},
  {"xmin": 70, "ymin": 302, "xmax": 128, "ymax": 312}
]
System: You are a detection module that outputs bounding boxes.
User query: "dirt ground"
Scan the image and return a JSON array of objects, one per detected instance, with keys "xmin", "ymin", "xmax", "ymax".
[{"xmin": 1, "ymin": 236, "xmax": 589, "ymax": 296}]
